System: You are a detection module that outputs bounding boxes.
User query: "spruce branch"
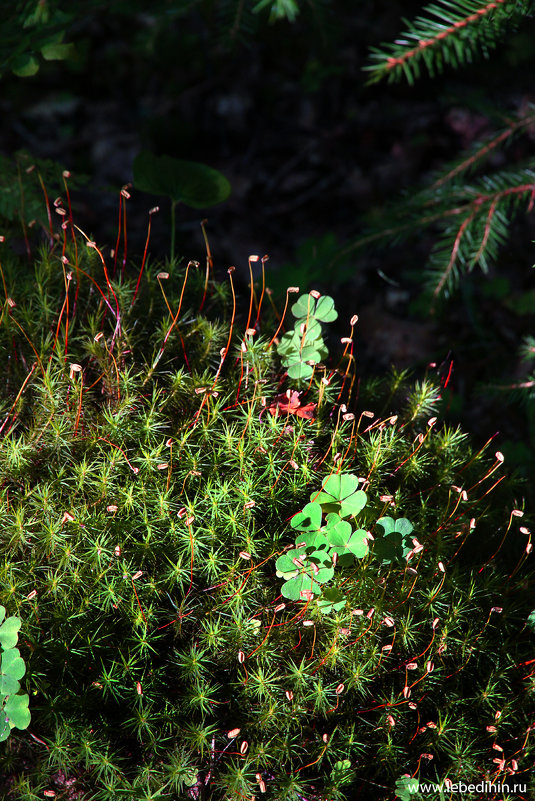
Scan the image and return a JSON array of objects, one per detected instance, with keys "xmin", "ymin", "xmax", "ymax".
[{"xmin": 365, "ymin": 0, "xmax": 535, "ymax": 85}]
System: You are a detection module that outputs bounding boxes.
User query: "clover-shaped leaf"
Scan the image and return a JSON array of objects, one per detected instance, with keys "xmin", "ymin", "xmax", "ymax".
[
  {"xmin": 314, "ymin": 474, "xmax": 367, "ymax": 518},
  {"xmin": 287, "ymin": 361, "xmax": 314, "ymax": 380},
  {"xmin": 281, "ymin": 573, "xmax": 322, "ymax": 601},
  {"xmin": 1, "ymin": 647, "xmax": 26, "ymax": 682},
  {"xmin": 317, "ymin": 587, "xmax": 346, "ymax": 615},
  {"xmin": 134, "ymin": 152, "xmax": 231, "ymax": 209},
  {"xmin": 0, "ymin": 646, "xmax": 25, "ymax": 696},
  {"xmin": 330, "ymin": 758, "xmax": 355, "ymax": 786},
  {"xmin": 0, "ymin": 615, "xmax": 21, "ymax": 650},
  {"xmin": 294, "ymin": 531, "xmax": 329, "ymax": 552},
  {"xmin": 373, "ymin": 517, "xmax": 414, "ymax": 564},
  {"xmin": 293, "ymin": 317, "xmax": 323, "ymax": 343},
  {"xmin": 0, "ymin": 672, "xmax": 20, "ymax": 697},
  {"xmin": 323, "ymin": 513, "xmax": 351, "ymax": 540},
  {"xmin": 279, "ymin": 330, "xmax": 327, "ymax": 375},
  {"xmin": 276, "ymin": 546, "xmax": 308, "ymax": 576},
  {"xmin": 329, "ymin": 527, "xmax": 369, "ymax": 563},
  {"xmin": 291, "ymin": 293, "xmax": 338, "ymax": 323},
  {"xmin": 4, "ymin": 692, "xmax": 30, "ymax": 730},
  {"xmin": 0, "ymin": 715, "xmax": 10, "ymax": 742},
  {"xmin": 291, "ymin": 502, "xmax": 323, "ymax": 533},
  {"xmin": 395, "ymin": 775, "xmax": 419, "ymax": 800}
]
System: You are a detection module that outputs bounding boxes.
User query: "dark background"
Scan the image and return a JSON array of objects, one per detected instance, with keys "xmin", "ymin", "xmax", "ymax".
[{"xmin": 2, "ymin": 0, "xmax": 535, "ymax": 488}]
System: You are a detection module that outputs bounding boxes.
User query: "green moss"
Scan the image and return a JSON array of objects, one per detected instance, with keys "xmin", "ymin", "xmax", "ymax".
[{"xmin": 0, "ymin": 222, "xmax": 533, "ymax": 800}]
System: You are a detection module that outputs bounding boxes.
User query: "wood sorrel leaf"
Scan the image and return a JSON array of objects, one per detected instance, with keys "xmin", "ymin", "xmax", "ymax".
[
  {"xmin": 0, "ymin": 616, "xmax": 21, "ymax": 650},
  {"xmin": 317, "ymin": 587, "xmax": 346, "ymax": 615},
  {"xmin": 329, "ymin": 528, "xmax": 369, "ymax": 560},
  {"xmin": 281, "ymin": 573, "xmax": 322, "ymax": 601},
  {"xmin": 291, "ymin": 502, "xmax": 323, "ymax": 532},
  {"xmin": 287, "ymin": 361, "xmax": 314, "ymax": 380},
  {"xmin": 291, "ymin": 293, "xmax": 338, "ymax": 323},
  {"xmin": 133, "ymin": 152, "xmax": 231, "ymax": 209},
  {"xmin": 4, "ymin": 693, "xmax": 30, "ymax": 730},
  {"xmin": 314, "ymin": 474, "xmax": 367, "ymax": 517},
  {"xmin": 373, "ymin": 517, "xmax": 414, "ymax": 564},
  {"xmin": 276, "ymin": 546, "xmax": 308, "ymax": 575},
  {"xmin": 1, "ymin": 647, "xmax": 26, "ymax": 681},
  {"xmin": 294, "ymin": 531, "xmax": 329, "ymax": 552}
]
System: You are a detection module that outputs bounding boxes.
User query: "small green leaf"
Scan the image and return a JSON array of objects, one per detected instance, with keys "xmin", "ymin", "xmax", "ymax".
[
  {"xmin": 133, "ymin": 151, "xmax": 231, "ymax": 209},
  {"xmin": 276, "ymin": 567, "xmax": 298, "ymax": 580},
  {"xmin": 374, "ymin": 517, "xmax": 414, "ymax": 564},
  {"xmin": 0, "ymin": 674, "xmax": 20, "ymax": 696},
  {"xmin": 0, "ymin": 616, "xmax": 21, "ymax": 650},
  {"xmin": 183, "ymin": 768, "xmax": 198, "ymax": 788},
  {"xmin": 12, "ymin": 53, "xmax": 40, "ymax": 77},
  {"xmin": 317, "ymin": 587, "xmax": 346, "ymax": 615},
  {"xmin": 4, "ymin": 693, "xmax": 31, "ymax": 730},
  {"xmin": 281, "ymin": 573, "xmax": 322, "ymax": 601},
  {"xmin": 527, "ymin": 610, "xmax": 535, "ymax": 631},
  {"xmin": 292, "ymin": 318, "xmax": 322, "ymax": 343},
  {"xmin": 291, "ymin": 293, "xmax": 318, "ymax": 321},
  {"xmin": 1, "ymin": 647, "xmax": 26, "ymax": 681},
  {"xmin": 395, "ymin": 775, "xmax": 419, "ymax": 800},
  {"xmin": 308, "ymin": 294, "xmax": 338, "ymax": 322},
  {"xmin": 41, "ymin": 41, "xmax": 75, "ymax": 61},
  {"xmin": 314, "ymin": 474, "xmax": 367, "ymax": 517},
  {"xmin": 329, "ymin": 527, "xmax": 369, "ymax": 560},
  {"xmin": 287, "ymin": 361, "xmax": 314, "ymax": 380},
  {"xmin": 0, "ymin": 608, "xmax": 5, "ymax": 626},
  {"xmin": 307, "ymin": 559, "xmax": 334, "ymax": 584},
  {"xmin": 378, "ymin": 517, "xmax": 413, "ymax": 538},
  {"xmin": 291, "ymin": 293, "xmax": 338, "ymax": 323},
  {"xmin": 331, "ymin": 758, "xmax": 354, "ymax": 785},
  {"xmin": 291, "ymin": 502, "xmax": 323, "ymax": 532},
  {"xmin": 276, "ymin": 546, "xmax": 308, "ymax": 575},
  {"xmin": 0, "ymin": 714, "xmax": 10, "ymax": 742},
  {"xmin": 294, "ymin": 531, "xmax": 329, "ymax": 552}
]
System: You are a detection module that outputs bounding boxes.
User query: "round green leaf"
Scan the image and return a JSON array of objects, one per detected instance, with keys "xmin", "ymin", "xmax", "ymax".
[
  {"xmin": 281, "ymin": 573, "xmax": 322, "ymax": 601},
  {"xmin": 291, "ymin": 293, "xmax": 318, "ymax": 320},
  {"xmin": 0, "ymin": 617, "xmax": 21, "ymax": 650},
  {"xmin": 0, "ymin": 674, "xmax": 20, "ymax": 696},
  {"xmin": 317, "ymin": 588, "xmax": 346, "ymax": 615},
  {"xmin": 395, "ymin": 518, "xmax": 413, "ymax": 537},
  {"xmin": 374, "ymin": 517, "xmax": 414, "ymax": 563},
  {"xmin": 291, "ymin": 502, "xmax": 323, "ymax": 532},
  {"xmin": 287, "ymin": 361, "xmax": 314, "ymax": 380},
  {"xmin": 4, "ymin": 693, "xmax": 30, "ymax": 730},
  {"xmin": 134, "ymin": 152, "xmax": 231, "ymax": 209},
  {"xmin": 12, "ymin": 53, "xmax": 40, "ymax": 77},
  {"xmin": 314, "ymin": 474, "xmax": 367, "ymax": 517},
  {"xmin": 0, "ymin": 715, "xmax": 10, "ymax": 742},
  {"xmin": 309, "ymin": 562, "xmax": 335, "ymax": 584},
  {"xmin": 294, "ymin": 532, "xmax": 329, "ymax": 552},
  {"xmin": 1, "ymin": 647, "xmax": 26, "ymax": 681},
  {"xmin": 310, "ymin": 295, "xmax": 338, "ymax": 323},
  {"xmin": 291, "ymin": 293, "xmax": 338, "ymax": 323},
  {"xmin": 330, "ymin": 528, "xmax": 369, "ymax": 559},
  {"xmin": 276, "ymin": 547, "xmax": 308, "ymax": 575}
]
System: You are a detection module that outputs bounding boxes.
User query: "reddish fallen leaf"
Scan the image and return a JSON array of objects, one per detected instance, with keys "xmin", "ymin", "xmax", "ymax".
[{"xmin": 268, "ymin": 391, "xmax": 316, "ymax": 421}]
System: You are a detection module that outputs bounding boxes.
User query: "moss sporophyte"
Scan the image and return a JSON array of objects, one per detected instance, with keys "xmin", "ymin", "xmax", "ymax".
[{"xmin": 0, "ymin": 184, "xmax": 533, "ymax": 800}]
